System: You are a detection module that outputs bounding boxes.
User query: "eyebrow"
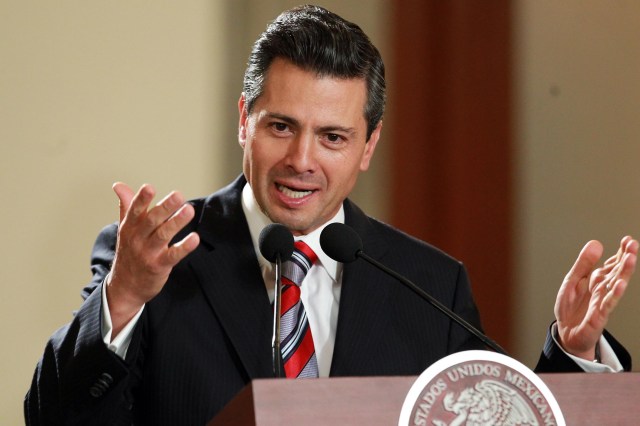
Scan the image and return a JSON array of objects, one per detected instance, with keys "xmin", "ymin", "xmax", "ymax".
[
  {"xmin": 266, "ymin": 112, "xmax": 300, "ymax": 127},
  {"xmin": 265, "ymin": 112, "xmax": 358, "ymax": 136}
]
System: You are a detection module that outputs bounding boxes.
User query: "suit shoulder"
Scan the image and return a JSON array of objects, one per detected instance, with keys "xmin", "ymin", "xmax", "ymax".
[
  {"xmin": 367, "ymin": 217, "xmax": 463, "ymax": 269},
  {"xmin": 186, "ymin": 175, "xmax": 246, "ymax": 223}
]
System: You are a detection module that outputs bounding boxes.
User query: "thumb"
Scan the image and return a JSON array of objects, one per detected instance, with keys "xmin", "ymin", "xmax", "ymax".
[
  {"xmin": 112, "ymin": 182, "xmax": 135, "ymax": 223},
  {"xmin": 565, "ymin": 240, "xmax": 603, "ymax": 285}
]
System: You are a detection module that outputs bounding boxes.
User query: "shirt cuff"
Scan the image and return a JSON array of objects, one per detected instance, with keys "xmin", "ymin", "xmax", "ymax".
[
  {"xmin": 101, "ymin": 274, "xmax": 145, "ymax": 359},
  {"xmin": 551, "ymin": 322, "xmax": 623, "ymax": 372}
]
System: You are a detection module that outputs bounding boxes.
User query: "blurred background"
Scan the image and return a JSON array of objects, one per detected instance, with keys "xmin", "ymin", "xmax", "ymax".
[{"xmin": 2, "ymin": 0, "xmax": 639, "ymax": 422}]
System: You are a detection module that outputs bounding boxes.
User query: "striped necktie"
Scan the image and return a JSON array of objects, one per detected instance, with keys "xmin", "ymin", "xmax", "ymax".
[{"xmin": 280, "ymin": 240, "xmax": 319, "ymax": 378}]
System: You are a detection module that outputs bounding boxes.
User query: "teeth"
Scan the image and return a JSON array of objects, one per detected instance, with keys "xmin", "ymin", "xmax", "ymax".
[{"xmin": 277, "ymin": 184, "xmax": 313, "ymax": 199}]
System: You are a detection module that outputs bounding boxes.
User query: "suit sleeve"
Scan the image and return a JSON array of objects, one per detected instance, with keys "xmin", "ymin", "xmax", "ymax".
[
  {"xmin": 534, "ymin": 325, "xmax": 631, "ymax": 373},
  {"xmin": 25, "ymin": 224, "xmax": 143, "ymax": 425},
  {"xmin": 445, "ymin": 263, "xmax": 633, "ymax": 372}
]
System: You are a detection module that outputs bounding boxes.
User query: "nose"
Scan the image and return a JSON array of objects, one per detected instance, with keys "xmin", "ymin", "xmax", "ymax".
[{"xmin": 284, "ymin": 132, "xmax": 316, "ymax": 174}]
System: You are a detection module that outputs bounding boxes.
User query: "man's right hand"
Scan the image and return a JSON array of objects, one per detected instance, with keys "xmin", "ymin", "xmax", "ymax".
[{"xmin": 106, "ymin": 182, "xmax": 200, "ymax": 338}]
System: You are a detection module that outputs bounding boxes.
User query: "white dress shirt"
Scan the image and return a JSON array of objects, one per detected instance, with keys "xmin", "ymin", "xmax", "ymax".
[{"xmin": 240, "ymin": 183, "xmax": 343, "ymax": 377}]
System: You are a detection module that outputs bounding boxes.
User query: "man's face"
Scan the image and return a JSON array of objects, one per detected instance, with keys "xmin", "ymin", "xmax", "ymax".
[{"xmin": 238, "ymin": 58, "xmax": 381, "ymax": 236}]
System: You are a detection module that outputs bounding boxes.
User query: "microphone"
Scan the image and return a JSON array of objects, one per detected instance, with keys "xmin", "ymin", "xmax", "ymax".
[
  {"xmin": 259, "ymin": 223, "xmax": 295, "ymax": 263},
  {"xmin": 320, "ymin": 222, "xmax": 507, "ymax": 355},
  {"xmin": 259, "ymin": 224, "xmax": 295, "ymax": 377}
]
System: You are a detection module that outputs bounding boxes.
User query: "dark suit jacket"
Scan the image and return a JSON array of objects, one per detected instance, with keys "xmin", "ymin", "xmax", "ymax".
[{"xmin": 25, "ymin": 176, "xmax": 631, "ymax": 425}]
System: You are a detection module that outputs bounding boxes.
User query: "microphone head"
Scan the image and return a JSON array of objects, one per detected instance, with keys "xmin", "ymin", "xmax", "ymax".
[
  {"xmin": 259, "ymin": 223, "xmax": 294, "ymax": 263},
  {"xmin": 320, "ymin": 223, "xmax": 363, "ymax": 263}
]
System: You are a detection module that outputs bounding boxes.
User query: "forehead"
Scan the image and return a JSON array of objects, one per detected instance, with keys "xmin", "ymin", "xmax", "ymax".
[{"xmin": 254, "ymin": 58, "xmax": 368, "ymax": 126}]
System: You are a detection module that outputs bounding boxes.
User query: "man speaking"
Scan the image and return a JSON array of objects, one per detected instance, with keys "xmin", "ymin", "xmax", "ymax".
[{"xmin": 25, "ymin": 5, "xmax": 636, "ymax": 425}]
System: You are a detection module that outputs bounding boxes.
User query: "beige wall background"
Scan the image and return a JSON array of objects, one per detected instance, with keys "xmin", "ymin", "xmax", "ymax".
[
  {"xmin": 0, "ymin": 1, "xmax": 387, "ymax": 423},
  {"xmin": 1, "ymin": 1, "xmax": 227, "ymax": 422},
  {"xmin": 1, "ymin": 0, "xmax": 638, "ymax": 423},
  {"xmin": 513, "ymin": 0, "xmax": 640, "ymax": 367}
]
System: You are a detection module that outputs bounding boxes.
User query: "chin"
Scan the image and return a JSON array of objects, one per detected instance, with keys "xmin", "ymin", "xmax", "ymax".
[
  {"xmin": 274, "ymin": 217, "xmax": 315, "ymax": 236},
  {"xmin": 279, "ymin": 220, "xmax": 310, "ymax": 235},
  {"xmin": 264, "ymin": 204, "xmax": 325, "ymax": 235}
]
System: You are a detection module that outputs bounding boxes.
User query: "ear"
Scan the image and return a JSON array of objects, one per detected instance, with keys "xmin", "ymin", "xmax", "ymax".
[
  {"xmin": 238, "ymin": 93, "xmax": 248, "ymax": 149},
  {"xmin": 359, "ymin": 121, "xmax": 383, "ymax": 171}
]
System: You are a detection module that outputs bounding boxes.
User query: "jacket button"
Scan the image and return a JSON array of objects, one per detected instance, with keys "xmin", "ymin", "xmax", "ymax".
[
  {"xmin": 100, "ymin": 373, "xmax": 114, "ymax": 385},
  {"xmin": 89, "ymin": 386, "xmax": 104, "ymax": 398},
  {"xmin": 89, "ymin": 373, "xmax": 113, "ymax": 398}
]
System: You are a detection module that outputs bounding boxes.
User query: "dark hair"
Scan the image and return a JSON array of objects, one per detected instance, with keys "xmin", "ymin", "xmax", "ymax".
[{"xmin": 243, "ymin": 5, "xmax": 386, "ymax": 140}]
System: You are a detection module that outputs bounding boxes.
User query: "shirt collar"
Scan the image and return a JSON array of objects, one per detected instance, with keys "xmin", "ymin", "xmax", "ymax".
[{"xmin": 241, "ymin": 182, "xmax": 343, "ymax": 281}]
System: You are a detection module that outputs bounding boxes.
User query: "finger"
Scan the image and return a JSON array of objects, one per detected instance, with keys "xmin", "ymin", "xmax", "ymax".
[
  {"xmin": 594, "ymin": 249, "xmax": 636, "ymax": 300},
  {"xmin": 112, "ymin": 182, "xmax": 135, "ymax": 223},
  {"xmin": 143, "ymin": 191, "xmax": 186, "ymax": 233},
  {"xmin": 600, "ymin": 250, "xmax": 635, "ymax": 312},
  {"xmin": 588, "ymin": 267, "xmax": 606, "ymax": 293},
  {"xmin": 600, "ymin": 277, "xmax": 629, "ymax": 316},
  {"xmin": 614, "ymin": 250, "xmax": 637, "ymax": 287},
  {"xmin": 150, "ymin": 202, "xmax": 195, "ymax": 249},
  {"xmin": 598, "ymin": 239, "xmax": 636, "ymax": 292},
  {"xmin": 162, "ymin": 231, "xmax": 200, "ymax": 267},
  {"xmin": 623, "ymin": 237, "xmax": 639, "ymax": 256},
  {"xmin": 603, "ymin": 250, "xmax": 621, "ymax": 268},
  {"xmin": 128, "ymin": 184, "xmax": 156, "ymax": 223},
  {"xmin": 564, "ymin": 240, "xmax": 603, "ymax": 288},
  {"xmin": 603, "ymin": 237, "xmax": 629, "ymax": 268},
  {"xmin": 604, "ymin": 236, "xmax": 637, "ymax": 268},
  {"xmin": 604, "ymin": 246, "xmax": 637, "ymax": 285}
]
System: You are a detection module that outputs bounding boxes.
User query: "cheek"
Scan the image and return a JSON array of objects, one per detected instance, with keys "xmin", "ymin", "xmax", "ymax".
[
  {"xmin": 246, "ymin": 138, "xmax": 279, "ymax": 177},
  {"xmin": 325, "ymin": 156, "xmax": 361, "ymax": 190},
  {"xmin": 242, "ymin": 138, "xmax": 261, "ymax": 181}
]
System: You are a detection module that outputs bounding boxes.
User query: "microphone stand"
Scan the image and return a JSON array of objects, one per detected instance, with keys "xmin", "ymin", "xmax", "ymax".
[
  {"xmin": 272, "ymin": 255, "xmax": 284, "ymax": 377},
  {"xmin": 357, "ymin": 251, "xmax": 508, "ymax": 355}
]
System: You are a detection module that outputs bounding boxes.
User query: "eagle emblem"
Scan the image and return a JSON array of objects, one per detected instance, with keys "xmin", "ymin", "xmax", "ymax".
[{"xmin": 432, "ymin": 380, "xmax": 538, "ymax": 426}]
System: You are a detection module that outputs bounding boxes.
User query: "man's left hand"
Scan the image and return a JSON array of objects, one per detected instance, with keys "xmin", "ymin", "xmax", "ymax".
[{"xmin": 555, "ymin": 236, "xmax": 638, "ymax": 361}]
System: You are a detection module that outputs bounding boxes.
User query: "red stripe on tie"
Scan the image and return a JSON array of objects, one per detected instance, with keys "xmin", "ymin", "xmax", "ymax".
[
  {"xmin": 280, "ymin": 283, "xmax": 299, "ymax": 315},
  {"xmin": 294, "ymin": 241, "xmax": 318, "ymax": 264},
  {"xmin": 284, "ymin": 326, "xmax": 315, "ymax": 378}
]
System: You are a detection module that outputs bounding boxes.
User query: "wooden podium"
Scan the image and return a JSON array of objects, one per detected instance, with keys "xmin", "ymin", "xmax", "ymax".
[{"xmin": 209, "ymin": 373, "xmax": 640, "ymax": 425}]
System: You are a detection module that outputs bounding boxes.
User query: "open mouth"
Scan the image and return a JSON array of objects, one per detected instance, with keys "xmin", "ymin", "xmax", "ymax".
[{"xmin": 276, "ymin": 183, "xmax": 314, "ymax": 199}]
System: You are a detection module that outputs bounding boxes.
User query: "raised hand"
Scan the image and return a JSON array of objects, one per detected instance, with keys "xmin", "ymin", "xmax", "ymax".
[
  {"xmin": 555, "ymin": 236, "xmax": 638, "ymax": 360},
  {"xmin": 106, "ymin": 183, "xmax": 200, "ymax": 337}
]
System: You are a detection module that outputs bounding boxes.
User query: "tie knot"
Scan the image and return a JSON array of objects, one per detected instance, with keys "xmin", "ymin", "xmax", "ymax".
[
  {"xmin": 294, "ymin": 240, "xmax": 318, "ymax": 266},
  {"xmin": 282, "ymin": 241, "xmax": 317, "ymax": 287}
]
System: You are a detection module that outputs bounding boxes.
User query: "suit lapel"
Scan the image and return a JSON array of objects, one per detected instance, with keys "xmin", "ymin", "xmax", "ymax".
[
  {"xmin": 330, "ymin": 200, "xmax": 393, "ymax": 376},
  {"xmin": 181, "ymin": 181, "xmax": 397, "ymax": 378},
  {"xmin": 186, "ymin": 177, "xmax": 274, "ymax": 379}
]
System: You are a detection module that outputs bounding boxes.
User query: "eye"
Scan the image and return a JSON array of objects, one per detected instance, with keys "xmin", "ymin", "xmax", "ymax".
[
  {"xmin": 323, "ymin": 133, "xmax": 347, "ymax": 146},
  {"xmin": 271, "ymin": 122, "xmax": 289, "ymax": 132}
]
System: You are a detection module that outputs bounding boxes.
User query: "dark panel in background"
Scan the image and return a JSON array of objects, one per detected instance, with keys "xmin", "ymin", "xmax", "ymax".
[{"xmin": 389, "ymin": 0, "xmax": 513, "ymax": 350}]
